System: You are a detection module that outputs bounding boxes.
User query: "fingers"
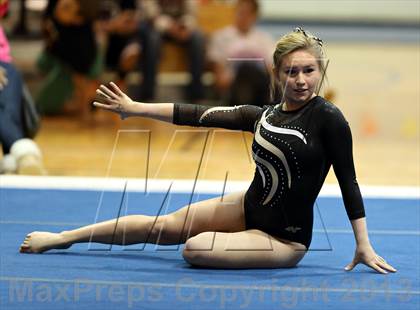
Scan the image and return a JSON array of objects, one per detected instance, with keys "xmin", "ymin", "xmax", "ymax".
[
  {"xmin": 374, "ymin": 255, "xmax": 397, "ymax": 272},
  {"xmin": 344, "ymin": 260, "xmax": 357, "ymax": 271},
  {"xmin": 367, "ymin": 261, "xmax": 389, "ymax": 274},
  {"xmin": 367, "ymin": 255, "xmax": 397, "ymax": 274},
  {"xmin": 376, "ymin": 257, "xmax": 397, "ymax": 273},
  {"xmin": 347, "ymin": 256, "xmax": 397, "ymax": 274},
  {"xmin": 110, "ymin": 82, "xmax": 125, "ymax": 97},
  {"xmin": 378, "ymin": 261, "xmax": 397, "ymax": 273},
  {"xmin": 99, "ymin": 84, "xmax": 119, "ymax": 99},
  {"xmin": 95, "ymin": 91, "xmax": 118, "ymax": 105},
  {"xmin": 95, "ymin": 92, "xmax": 115, "ymax": 108},
  {"xmin": 96, "ymin": 88, "xmax": 111, "ymax": 99},
  {"xmin": 347, "ymin": 249, "xmax": 397, "ymax": 274},
  {"xmin": 93, "ymin": 101, "xmax": 114, "ymax": 110}
]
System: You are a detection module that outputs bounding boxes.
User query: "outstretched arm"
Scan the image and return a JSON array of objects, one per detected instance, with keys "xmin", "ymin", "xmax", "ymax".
[
  {"xmin": 93, "ymin": 82, "xmax": 264, "ymax": 132},
  {"xmin": 323, "ymin": 107, "xmax": 396, "ymax": 274},
  {"xmin": 93, "ymin": 82, "xmax": 175, "ymax": 123}
]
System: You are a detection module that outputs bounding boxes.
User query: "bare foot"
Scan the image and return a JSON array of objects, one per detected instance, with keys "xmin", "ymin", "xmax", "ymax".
[{"xmin": 19, "ymin": 232, "xmax": 71, "ymax": 254}]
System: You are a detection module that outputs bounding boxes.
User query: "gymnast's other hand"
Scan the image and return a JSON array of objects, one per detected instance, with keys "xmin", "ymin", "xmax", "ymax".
[
  {"xmin": 93, "ymin": 82, "xmax": 142, "ymax": 119},
  {"xmin": 344, "ymin": 243, "xmax": 397, "ymax": 274}
]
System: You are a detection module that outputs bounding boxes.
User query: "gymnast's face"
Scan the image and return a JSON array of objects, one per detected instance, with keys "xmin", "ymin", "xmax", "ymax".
[{"xmin": 277, "ymin": 49, "xmax": 321, "ymax": 106}]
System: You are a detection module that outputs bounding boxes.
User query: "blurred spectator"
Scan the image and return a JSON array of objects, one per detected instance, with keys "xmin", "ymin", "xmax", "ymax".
[
  {"xmin": 138, "ymin": 0, "xmax": 205, "ymax": 102},
  {"xmin": 208, "ymin": 0, "xmax": 274, "ymax": 106},
  {"xmin": 36, "ymin": 0, "xmax": 102, "ymax": 116},
  {"xmin": 0, "ymin": 0, "xmax": 45, "ymax": 175},
  {"xmin": 101, "ymin": 0, "xmax": 141, "ymax": 86}
]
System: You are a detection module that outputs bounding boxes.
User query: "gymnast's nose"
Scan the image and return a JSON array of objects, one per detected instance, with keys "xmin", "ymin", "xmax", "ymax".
[{"xmin": 295, "ymin": 72, "xmax": 305, "ymax": 86}]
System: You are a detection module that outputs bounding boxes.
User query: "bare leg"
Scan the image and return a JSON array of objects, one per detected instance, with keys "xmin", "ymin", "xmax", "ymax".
[
  {"xmin": 19, "ymin": 192, "xmax": 246, "ymax": 253},
  {"xmin": 183, "ymin": 230, "xmax": 307, "ymax": 269}
]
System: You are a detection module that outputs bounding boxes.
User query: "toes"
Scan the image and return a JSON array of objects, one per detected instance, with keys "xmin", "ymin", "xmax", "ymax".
[{"xmin": 19, "ymin": 245, "xmax": 30, "ymax": 253}]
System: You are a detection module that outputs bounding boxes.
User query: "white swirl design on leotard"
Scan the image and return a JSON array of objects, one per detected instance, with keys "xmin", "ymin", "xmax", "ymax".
[
  {"xmin": 261, "ymin": 111, "xmax": 307, "ymax": 144},
  {"xmin": 199, "ymin": 105, "xmax": 245, "ymax": 123},
  {"xmin": 255, "ymin": 122, "xmax": 292, "ymax": 189},
  {"xmin": 256, "ymin": 165, "xmax": 266, "ymax": 188},
  {"xmin": 252, "ymin": 151, "xmax": 278, "ymax": 205}
]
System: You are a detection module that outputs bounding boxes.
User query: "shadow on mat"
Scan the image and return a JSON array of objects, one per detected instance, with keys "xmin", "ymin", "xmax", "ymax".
[{"xmin": 39, "ymin": 252, "xmax": 347, "ymax": 277}]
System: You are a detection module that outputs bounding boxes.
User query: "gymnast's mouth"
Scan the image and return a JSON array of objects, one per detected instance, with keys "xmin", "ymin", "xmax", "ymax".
[{"xmin": 294, "ymin": 89, "xmax": 308, "ymax": 93}]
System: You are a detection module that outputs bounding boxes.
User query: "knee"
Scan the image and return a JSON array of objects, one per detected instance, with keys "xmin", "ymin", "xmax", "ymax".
[
  {"xmin": 182, "ymin": 232, "xmax": 214, "ymax": 265},
  {"xmin": 149, "ymin": 215, "xmax": 188, "ymax": 244},
  {"xmin": 149, "ymin": 216, "xmax": 171, "ymax": 239},
  {"xmin": 275, "ymin": 245, "xmax": 307, "ymax": 268}
]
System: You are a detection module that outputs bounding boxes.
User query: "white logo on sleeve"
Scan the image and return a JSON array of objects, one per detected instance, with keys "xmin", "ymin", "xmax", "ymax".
[{"xmin": 285, "ymin": 226, "xmax": 302, "ymax": 233}]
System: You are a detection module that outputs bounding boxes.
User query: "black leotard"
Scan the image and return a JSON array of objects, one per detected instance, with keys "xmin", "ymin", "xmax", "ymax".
[{"xmin": 173, "ymin": 96, "xmax": 365, "ymax": 248}]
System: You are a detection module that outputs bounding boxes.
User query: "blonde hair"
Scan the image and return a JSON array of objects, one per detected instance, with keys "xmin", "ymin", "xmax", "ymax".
[{"xmin": 271, "ymin": 27, "xmax": 328, "ymax": 103}]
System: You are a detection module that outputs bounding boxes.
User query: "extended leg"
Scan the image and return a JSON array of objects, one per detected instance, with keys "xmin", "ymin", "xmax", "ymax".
[{"xmin": 20, "ymin": 192, "xmax": 246, "ymax": 253}]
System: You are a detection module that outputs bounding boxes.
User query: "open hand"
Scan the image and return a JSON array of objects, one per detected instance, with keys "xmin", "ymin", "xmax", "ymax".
[
  {"xmin": 345, "ymin": 243, "xmax": 397, "ymax": 274},
  {"xmin": 93, "ymin": 82, "xmax": 136, "ymax": 119}
]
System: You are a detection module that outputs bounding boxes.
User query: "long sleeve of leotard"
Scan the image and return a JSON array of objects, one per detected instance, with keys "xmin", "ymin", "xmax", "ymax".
[
  {"xmin": 173, "ymin": 103, "xmax": 264, "ymax": 133},
  {"xmin": 322, "ymin": 106, "xmax": 366, "ymax": 220}
]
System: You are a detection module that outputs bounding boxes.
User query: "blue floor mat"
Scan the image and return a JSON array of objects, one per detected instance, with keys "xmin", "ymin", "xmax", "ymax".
[{"xmin": 1, "ymin": 188, "xmax": 419, "ymax": 310}]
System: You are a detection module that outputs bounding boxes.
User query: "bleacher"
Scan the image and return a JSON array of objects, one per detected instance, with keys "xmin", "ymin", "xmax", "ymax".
[{"xmin": 8, "ymin": 0, "xmax": 236, "ymax": 104}]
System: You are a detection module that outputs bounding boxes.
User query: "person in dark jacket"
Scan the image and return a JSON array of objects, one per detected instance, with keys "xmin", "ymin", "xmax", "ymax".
[{"xmin": 36, "ymin": 0, "xmax": 102, "ymax": 115}]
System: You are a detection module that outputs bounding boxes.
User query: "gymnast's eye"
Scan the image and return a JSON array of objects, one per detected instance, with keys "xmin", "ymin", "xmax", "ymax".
[{"xmin": 285, "ymin": 69, "xmax": 297, "ymax": 76}]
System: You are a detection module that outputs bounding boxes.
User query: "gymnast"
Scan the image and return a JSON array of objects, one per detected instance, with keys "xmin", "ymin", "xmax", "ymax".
[{"xmin": 20, "ymin": 28, "xmax": 396, "ymax": 273}]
